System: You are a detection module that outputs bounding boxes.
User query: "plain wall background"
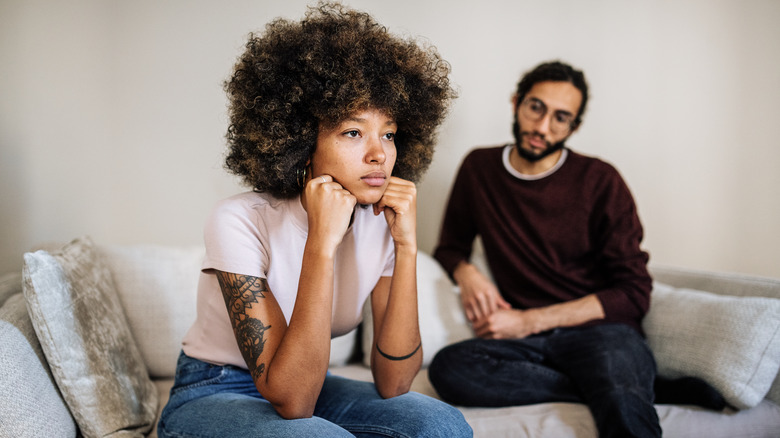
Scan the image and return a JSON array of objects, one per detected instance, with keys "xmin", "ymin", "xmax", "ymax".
[{"xmin": 2, "ymin": 0, "xmax": 779, "ymax": 278}]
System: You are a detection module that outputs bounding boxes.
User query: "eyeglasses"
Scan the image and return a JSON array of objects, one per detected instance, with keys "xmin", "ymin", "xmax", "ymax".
[{"xmin": 519, "ymin": 97, "xmax": 576, "ymax": 135}]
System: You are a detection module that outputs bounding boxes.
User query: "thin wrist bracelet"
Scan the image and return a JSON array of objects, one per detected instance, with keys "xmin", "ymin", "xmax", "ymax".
[{"xmin": 376, "ymin": 341, "xmax": 422, "ymax": 361}]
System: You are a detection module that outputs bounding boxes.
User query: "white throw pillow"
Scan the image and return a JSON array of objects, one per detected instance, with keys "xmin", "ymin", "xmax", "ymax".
[
  {"xmin": 329, "ymin": 329, "xmax": 357, "ymax": 366},
  {"xmin": 362, "ymin": 252, "xmax": 472, "ymax": 367},
  {"xmin": 643, "ymin": 282, "xmax": 780, "ymax": 409}
]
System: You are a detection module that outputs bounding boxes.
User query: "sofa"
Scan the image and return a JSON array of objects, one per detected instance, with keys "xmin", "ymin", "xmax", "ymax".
[{"xmin": 2, "ymin": 236, "xmax": 780, "ymax": 437}]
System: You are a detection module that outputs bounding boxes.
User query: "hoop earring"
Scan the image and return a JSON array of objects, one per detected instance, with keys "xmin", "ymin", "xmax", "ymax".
[{"xmin": 296, "ymin": 166, "xmax": 308, "ymax": 189}]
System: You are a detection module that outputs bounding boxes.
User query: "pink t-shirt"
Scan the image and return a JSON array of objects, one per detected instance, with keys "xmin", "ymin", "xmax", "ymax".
[{"xmin": 182, "ymin": 191, "xmax": 395, "ymax": 368}]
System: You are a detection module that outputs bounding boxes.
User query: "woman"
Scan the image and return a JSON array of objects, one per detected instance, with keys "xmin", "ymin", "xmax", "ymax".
[{"xmin": 157, "ymin": 2, "xmax": 470, "ymax": 437}]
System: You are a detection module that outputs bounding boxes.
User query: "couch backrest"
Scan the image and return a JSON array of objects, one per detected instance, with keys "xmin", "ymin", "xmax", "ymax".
[{"xmin": 650, "ymin": 264, "xmax": 780, "ymax": 300}]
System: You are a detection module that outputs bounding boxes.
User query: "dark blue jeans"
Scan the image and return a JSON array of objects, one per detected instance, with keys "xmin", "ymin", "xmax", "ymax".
[
  {"xmin": 429, "ymin": 324, "xmax": 661, "ymax": 438},
  {"xmin": 159, "ymin": 352, "xmax": 472, "ymax": 437}
]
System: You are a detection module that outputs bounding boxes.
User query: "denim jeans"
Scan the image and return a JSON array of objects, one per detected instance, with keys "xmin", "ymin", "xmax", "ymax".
[
  {"xmin": 428, "ymin": 324, "xmax": 661, "ymax": 438},
  {"xmin": 158, "ymin": 352, "xmax": 472, "ymax": 438}
]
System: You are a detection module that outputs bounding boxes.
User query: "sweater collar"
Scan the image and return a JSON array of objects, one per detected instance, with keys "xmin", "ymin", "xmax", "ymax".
[{"xmin": 502, "ymin": 144, "xmax": 568, "ymax": 181}]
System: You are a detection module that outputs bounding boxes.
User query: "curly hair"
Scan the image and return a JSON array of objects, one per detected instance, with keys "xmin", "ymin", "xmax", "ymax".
[{"xmin": 223, "ymin": 2, "xmax": 456, "ymax": 198}]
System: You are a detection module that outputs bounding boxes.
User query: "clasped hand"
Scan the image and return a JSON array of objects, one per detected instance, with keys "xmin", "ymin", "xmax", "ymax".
[
  {"xmin": 455, "ymin": 263, "xmax": 540, "ymax": 339},
  {"xmin": 304, "ymin": 175, "xmax": 417, "ymax": 254}
]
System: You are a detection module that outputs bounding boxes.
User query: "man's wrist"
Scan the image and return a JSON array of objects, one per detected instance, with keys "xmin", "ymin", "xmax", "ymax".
[
  {"xmin": 528, "ymin": 306, "xmax": 555, "ymax": 334},
  {"xmin": 452, "ymin": 260, "xmax": 476, "ymax": 284}
]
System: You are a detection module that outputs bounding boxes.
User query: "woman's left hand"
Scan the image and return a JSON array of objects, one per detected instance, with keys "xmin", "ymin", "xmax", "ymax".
[{"xmin": 374, "ymin": 177, "xmax": 417, "ymax": 249}]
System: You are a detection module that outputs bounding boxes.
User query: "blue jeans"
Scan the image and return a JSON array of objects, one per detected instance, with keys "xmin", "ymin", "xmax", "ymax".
[
  {"xmin": 158, "ymin": 352, "xmax": 472, "ymax": 437},
  {"xmin": 428, "ymin": 324, "xmax": 661, "ymax": 438}
]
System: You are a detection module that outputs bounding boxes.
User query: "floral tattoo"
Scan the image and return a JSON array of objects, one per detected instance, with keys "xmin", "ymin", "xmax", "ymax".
[{"xmin": 216, "ymin": 272, "xmax": 272, "ymax": 381}]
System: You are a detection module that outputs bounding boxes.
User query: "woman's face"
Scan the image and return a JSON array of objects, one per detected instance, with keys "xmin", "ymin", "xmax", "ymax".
[{"xmin": 310, "ymin": 108, "xmax": 397, "ymax": 205}]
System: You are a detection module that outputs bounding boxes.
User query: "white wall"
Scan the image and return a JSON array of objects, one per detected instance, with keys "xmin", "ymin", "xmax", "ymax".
[{"xmin": 2, "ymin": 0, "xmax": 779, "ymax": 278}]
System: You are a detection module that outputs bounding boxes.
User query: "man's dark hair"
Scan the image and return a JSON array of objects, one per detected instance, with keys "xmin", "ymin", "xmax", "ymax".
[{"xmin": 514, "ymin": 61, "xmax": 589, "ymax": 128}]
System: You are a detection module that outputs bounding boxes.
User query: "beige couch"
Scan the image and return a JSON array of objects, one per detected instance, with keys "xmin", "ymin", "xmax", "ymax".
[{"xmin": 2, "ymin": 237, "xmax": 780, "ymax": 437}]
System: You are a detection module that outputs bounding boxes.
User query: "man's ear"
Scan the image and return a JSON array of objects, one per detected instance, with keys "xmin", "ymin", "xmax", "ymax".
[{"xmin": 511, "ymin": 93, "xmax": 519, "ymax": 108}]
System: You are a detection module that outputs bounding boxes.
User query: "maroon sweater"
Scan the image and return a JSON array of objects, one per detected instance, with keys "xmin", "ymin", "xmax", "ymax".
[{"xmin": 434, "ymin": 145, "xmax": 652, "ymax": 334}]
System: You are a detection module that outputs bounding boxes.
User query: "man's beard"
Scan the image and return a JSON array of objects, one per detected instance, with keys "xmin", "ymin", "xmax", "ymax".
[{"xmin": 512, "ymin": 119, "xmax": 566, "ymax": 162}]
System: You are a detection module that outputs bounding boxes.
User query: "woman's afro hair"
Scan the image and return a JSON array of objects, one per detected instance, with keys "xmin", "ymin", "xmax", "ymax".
[{"xmin": 223, "ymin": 1, "xmax": 456, "ymax": 198}]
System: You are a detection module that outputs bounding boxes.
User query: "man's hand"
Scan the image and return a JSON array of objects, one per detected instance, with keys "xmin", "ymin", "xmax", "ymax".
[
  {"xmin": 473, "ymin": 294, "xmax": 607, "ymax": 339},
  {"xmin": 472, "ymin": 308, "xmax": 540, "ymax": 339},
  {"xmin": 453, "ymin": 262, "xmax": 511, "ymax": 323}
]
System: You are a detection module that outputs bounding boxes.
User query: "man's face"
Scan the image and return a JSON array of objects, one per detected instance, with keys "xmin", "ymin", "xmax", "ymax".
[{"xmin": 513, "ymin": 81, "xmax": 583, "ymax": 162}]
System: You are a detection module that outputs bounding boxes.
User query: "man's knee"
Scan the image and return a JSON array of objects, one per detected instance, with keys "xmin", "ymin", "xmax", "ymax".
[
  {"xmin": 587, "ymin": 325, "xmax": 655, "ymax": 366},
  {"xmin": 429, "ymin": 340, "xmax": 474, "ymax": 380}
]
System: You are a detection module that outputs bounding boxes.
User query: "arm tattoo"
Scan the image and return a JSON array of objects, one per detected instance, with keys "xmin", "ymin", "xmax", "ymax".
[{"xmin": 216, "ymin": 272, "xmax": 272, "ymax": 381}]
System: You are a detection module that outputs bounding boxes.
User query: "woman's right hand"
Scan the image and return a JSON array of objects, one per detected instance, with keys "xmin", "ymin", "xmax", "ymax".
[{"xmin": 304, "ymin": 174, "xmax": 356, "ymax": 255}]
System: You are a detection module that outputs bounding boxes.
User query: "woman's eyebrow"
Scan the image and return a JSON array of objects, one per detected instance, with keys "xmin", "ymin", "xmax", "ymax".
[{"xmin": 341, "ymin": 117, "xmax": 397, "ymax": 127}]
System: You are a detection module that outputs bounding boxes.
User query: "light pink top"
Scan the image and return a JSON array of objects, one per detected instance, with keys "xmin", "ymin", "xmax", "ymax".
[{"xmin": 182, "ymin": 191, "xmax": 394, "ymax": 368}]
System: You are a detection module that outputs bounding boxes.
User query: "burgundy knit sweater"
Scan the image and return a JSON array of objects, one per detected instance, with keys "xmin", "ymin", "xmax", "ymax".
[{"xmin": 434, "ymin": 145, "xmax": 652, "ymax": 334}]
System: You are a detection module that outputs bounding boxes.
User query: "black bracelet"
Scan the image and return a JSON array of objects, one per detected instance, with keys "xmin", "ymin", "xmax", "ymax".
[{"xmin": 376, "ymin": 342, "xmax": 422, "ymax": 361}]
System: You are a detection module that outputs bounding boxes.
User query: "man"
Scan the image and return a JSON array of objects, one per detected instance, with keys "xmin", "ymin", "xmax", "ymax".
[{"xmin": 428, "ymin": 61, "xmax": 723, "ymax": 438}]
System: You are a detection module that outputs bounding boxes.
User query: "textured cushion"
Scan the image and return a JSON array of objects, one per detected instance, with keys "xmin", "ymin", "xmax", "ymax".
[
  {"xmin": 22, "ymin": 236, "xmax": 158, "ymax": 437},
  {"xmin": 0, "ymin": 293, "xmax": 77, "ymax": 438},
  {"xmin": 362, "ymin": 252, "xmax": 472, "ymax": 367},
  {"xmin": 643, "ymin": 282, "xmax": 780, "ymax": 409}
]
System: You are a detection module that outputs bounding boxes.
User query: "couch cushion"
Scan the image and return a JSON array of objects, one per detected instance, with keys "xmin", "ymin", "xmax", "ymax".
[
  {"xmin": 644, "ymin": 282, "xmax": 780, "ymax": 409},
  {"xmin": 362, "ymin": 252, "xmax": 472, "ymax": 367},
  {"xmin": 100, "ymin": 244, "xmax": 204, "ymax": 378},
  {"xmin": 0, "ymin": 293, "xmax": 77, "ymax": 438},
  {"xmin": 329, "ymin": 363, "xmax": 780, "ymax": 438},
  {"xmin": 22, "ymin": 236, "xmax": 158, "ymax": 437}
]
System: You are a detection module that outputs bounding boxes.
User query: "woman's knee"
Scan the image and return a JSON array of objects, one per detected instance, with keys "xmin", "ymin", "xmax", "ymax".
[
  {"xmin": 160, "ymin": 393, "xmax": 353, "ymax": 438},
  {"xmin": 385, "ymin": 392, "xmax": 472, "ymax": 438}
]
